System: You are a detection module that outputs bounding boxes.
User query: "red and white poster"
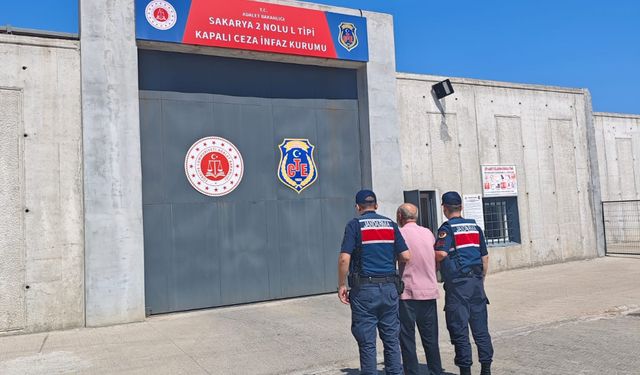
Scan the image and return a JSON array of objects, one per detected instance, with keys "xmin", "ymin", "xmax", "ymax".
[{"xmin": 482, "ymin": 165, "xmax": 518, "ymax": 197}]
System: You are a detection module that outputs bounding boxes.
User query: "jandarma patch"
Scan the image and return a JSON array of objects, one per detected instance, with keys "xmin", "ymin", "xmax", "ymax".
[
  {"xmin": 277, "ymin": 138, "xmax": 318, "ymax": 193},
  {"xmin": 438, "ymin": 231, "xmax": 447, "ymax": 239}
]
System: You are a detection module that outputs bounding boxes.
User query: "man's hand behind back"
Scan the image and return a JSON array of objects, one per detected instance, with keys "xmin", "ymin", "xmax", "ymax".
[{"xmin": 435, "ymin": 250, "xmax": 448, "ymax": 262}]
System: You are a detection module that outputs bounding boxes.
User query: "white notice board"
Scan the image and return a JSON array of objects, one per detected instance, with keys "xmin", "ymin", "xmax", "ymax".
[{"xmin": 463, "ymin": 194, "xmax": 485, "ymax": 231}]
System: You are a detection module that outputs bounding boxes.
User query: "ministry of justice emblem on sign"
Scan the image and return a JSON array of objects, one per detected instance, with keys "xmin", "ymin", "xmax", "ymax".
[
  {"xmin": 338, "ymin": 22, "xmax": 359, "ymax": 51},
  {"xmin": 145, "ymin": 0, "xmax": 177, "ymax": 30},
  {"xmin": 278, "ymin": 139, "xmax": 318, "ymax": 193},
  {"xmin": 185, "ymin": 136, "xmax": 244, "ymax": 197}
]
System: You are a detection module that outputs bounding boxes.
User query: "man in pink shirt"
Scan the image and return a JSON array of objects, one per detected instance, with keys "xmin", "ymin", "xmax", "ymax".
[{"xmin": 397, "ymin": 203, "xmax": 442, "ymax": 375}]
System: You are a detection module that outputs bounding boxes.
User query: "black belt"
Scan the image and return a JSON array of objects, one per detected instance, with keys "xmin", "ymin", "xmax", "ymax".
[
  {"xmin": 359, "ymin": 275, "xmax": 397, "ymax": 284},
  {"xmin": 458, "ymin": 265, "xmax": 483, "ymax": 278}
]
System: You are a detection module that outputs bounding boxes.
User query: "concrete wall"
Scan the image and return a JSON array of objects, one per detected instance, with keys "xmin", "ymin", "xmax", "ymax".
[
  {"xmin": 594, "ymin": 112, "xmax": 640, "ymax": 201},
  {"xmin": 594, "ymin": 112, "xmax": 640, "ymax": 251},
  {"xmin": 0, "ymin": 34, "xmax": 84, "ymax": 333},
  {"xmin": 397, "ymin": 74, "xmax": 602, "ymax": 271},
  {"xmin": 81, "ymin": 0, "xmax": 146, "ymax": 326}
]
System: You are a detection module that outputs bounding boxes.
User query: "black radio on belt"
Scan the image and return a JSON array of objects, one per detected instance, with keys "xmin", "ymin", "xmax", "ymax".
[
  {"xmin": 396, "ymin": 277, "xmax": 405, "ymax": 295},
  {"xmin": 347, "ymin": 273, "xmax": 359, "ymax": 288}
]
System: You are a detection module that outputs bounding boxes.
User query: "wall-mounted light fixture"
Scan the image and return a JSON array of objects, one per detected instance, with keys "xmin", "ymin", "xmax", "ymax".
[{"xmin": 432, "ymin": 79, "xmax": 454, "ymax": 99}]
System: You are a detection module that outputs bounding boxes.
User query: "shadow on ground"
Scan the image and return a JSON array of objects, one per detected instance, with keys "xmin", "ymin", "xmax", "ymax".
[
  {"xmin": 604, "ymin": 254, "xmax": 640, "ymax": 259},
  {"xmin": 337, "ymin": 365, "xmax": 457, "ymax": 375}
]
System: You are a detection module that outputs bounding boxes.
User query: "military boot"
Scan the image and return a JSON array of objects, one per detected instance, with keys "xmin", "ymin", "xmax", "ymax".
[
  {"xmin": 459, "ymin": 367, "xmax": 471, "ymax": 375},
  {"xmin": 480, "ymin": 362, "xmax": 491, "ymax": 375}
]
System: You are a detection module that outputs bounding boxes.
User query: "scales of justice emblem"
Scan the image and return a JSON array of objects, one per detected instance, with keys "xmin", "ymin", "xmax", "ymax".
[
  {"xmin": 185, "ymin": 136, "xmax": 244, "ymax": 197},
  {"xmin": 278, "ymin": 139, "xmax": 318, "ymax": 193},
  {"xmin": 205, "ymin": 154, "xmax": 226, "ymax": 179},
  {"xmin": 145, "ymin": 0, "xmax": 178, "ymax": 30}
]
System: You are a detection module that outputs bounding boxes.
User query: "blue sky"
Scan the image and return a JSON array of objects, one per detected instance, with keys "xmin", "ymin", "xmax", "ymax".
[{"xmin": 2, "ymin": 0, "xmax": 638, "ymax": 114}]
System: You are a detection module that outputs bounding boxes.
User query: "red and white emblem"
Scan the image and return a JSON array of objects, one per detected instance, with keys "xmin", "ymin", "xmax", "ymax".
[
  {"xmin": 145, "ymin": 1, "xmax": 177, "ymax": 31},
  {"xmin": 184, "ymin": 136, "xmax": 244, "ymax": 197}
]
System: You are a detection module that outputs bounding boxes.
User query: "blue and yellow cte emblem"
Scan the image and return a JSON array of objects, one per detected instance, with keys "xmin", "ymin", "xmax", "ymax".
[
  {"xmin": 278, "ymin": 139, "xmax": 318, "ymax": 193},
  {"xmin": 338, "ymin": 22, "xmax": 358, "ymax": 51}
]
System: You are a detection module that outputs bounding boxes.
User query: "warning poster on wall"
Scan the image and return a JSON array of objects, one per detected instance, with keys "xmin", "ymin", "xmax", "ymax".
[
  {"xmin": 482, "ymin": 165, "xmax": 518, "ymax": 197},
  {"xmin": 463, "ymin": 194, "xmax": 485, "ymax": 231}
]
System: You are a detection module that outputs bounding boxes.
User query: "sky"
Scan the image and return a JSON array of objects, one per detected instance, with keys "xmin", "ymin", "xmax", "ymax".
[{"xmin": 1, "ymin": 0, "xmax": 638, "ymax": 114}]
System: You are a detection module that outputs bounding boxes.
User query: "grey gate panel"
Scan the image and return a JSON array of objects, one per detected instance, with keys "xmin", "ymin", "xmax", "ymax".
[{"xmin": 140, "ymin": 91, "xmax": 362, "ymax": 314}]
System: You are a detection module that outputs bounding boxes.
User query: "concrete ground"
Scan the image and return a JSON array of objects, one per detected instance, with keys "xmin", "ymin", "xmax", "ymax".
[{"xmin": 0, "ymin": 256, "xmax": 638, "ymax": 374}]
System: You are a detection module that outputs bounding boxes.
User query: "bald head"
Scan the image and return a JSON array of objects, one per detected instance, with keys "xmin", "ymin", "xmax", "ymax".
[{"xmin": 397, "ymin": 203, "xmax": 419, "ymax": 226}]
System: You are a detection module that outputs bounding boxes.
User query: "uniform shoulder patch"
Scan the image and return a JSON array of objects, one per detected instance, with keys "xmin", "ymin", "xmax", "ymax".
[{"xmin": 438, "ymin": 231, "xmax": 447, "ymax": 239}]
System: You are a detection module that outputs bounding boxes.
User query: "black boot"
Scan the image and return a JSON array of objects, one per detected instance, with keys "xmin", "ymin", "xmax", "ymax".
[
  {"xmin": 480, "ymin": 362, "xmax": 491, "ymax": 375},
  {"xmin": 459, "ymin": 367, "xmax": 471, "ymax": 375}
]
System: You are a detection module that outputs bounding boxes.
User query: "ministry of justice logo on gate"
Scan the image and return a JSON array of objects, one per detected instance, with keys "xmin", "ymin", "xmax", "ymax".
[
  {"xmin": 145, "ymin": 0, "xmax": 177, "ymax": 30},
  {"xmin": 278, "ymin": 139, "xmax": 318, "ymax": 193},
  {"xmin": 185, "ymin": 136, "xmax": 244, "ymax": 197},
  {"xmin": 338, "ymin": 22, "xmax": 359, "ymax": 52}
]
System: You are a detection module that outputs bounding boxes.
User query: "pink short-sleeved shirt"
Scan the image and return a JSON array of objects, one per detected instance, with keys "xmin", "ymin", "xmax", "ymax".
[{"xmin": 399, "ymin": 222, "xmax": 440, "ymax": 300}]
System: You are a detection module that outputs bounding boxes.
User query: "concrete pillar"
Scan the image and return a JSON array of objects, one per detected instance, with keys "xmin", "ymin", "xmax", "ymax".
[
  {"xmin": 361, "ymin": 12, "xmax": 404, "ymax": 217},
  {"xmin": 80, "ymin": 0, "xmax": 145, "ymax": 326},
  {"xmin": 583, "ymin": 90, "xmax": 606, "ymax": 257}
]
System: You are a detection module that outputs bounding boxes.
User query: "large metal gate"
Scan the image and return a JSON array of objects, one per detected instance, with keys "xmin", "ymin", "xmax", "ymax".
[
  {"xmin": 602, "ymin": 200, "xmax": 640, "ymax": 255},
  {"xmin": 139, "ymin": 91, "xmax": 362, "ymax": 314}
]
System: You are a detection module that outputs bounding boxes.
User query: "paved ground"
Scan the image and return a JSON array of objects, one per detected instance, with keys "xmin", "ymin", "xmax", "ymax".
[
  {"xmin": 310, "ymin": 314, "xmax": 640, "ymax": 375},
  {"xmin": 491, "ymin": 314, "xmax": 640, "ymax": 375},
  {"xmin": 0, "ymin": 256, "xmax": 638, "ymax": 374}
]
